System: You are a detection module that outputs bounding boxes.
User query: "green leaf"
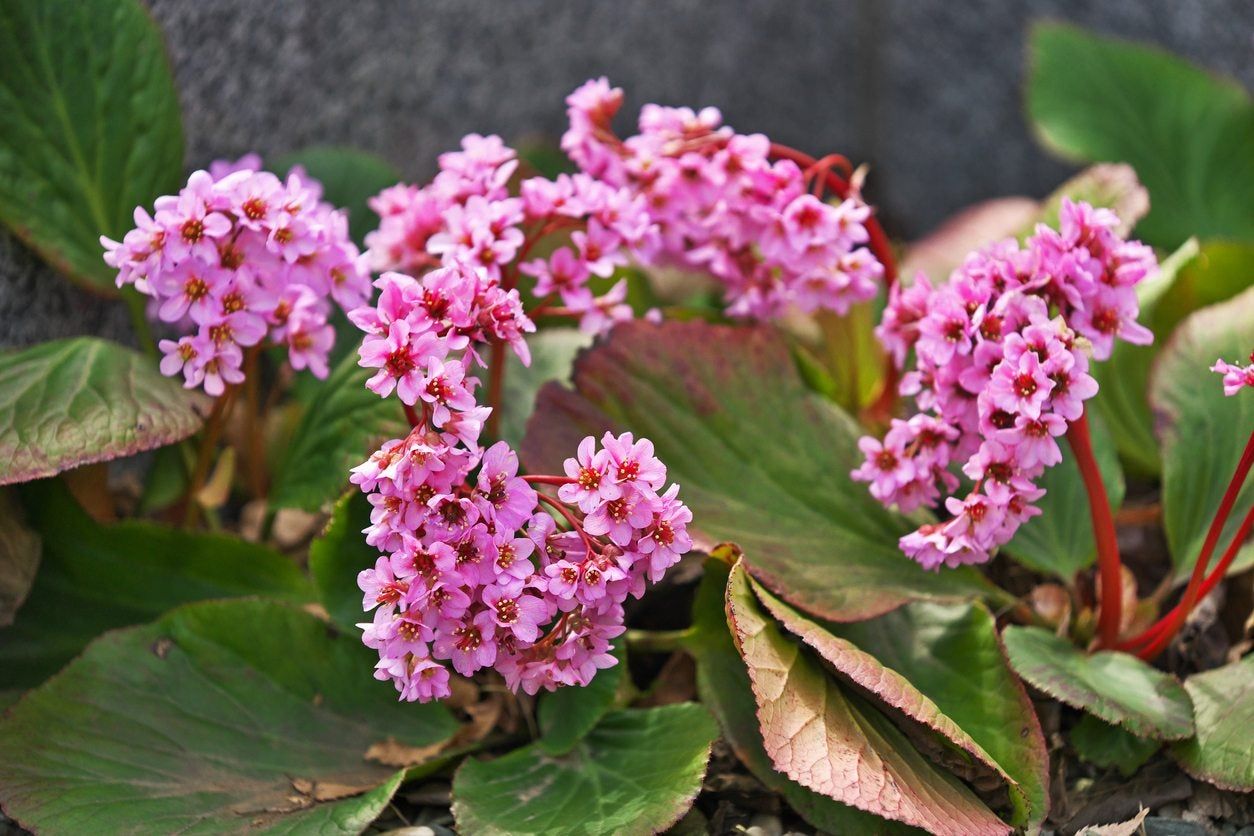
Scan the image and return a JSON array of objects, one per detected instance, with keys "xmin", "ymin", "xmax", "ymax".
[
  {"xmin": 273, "ymin": 146, "xmax": 401, "ymax": 247},
  {"xmin": 726, "ymin": 561, "xmax": 1009, "ymax": 835},
  {"xmin": 536, "ymin": 643, "xmax": 626, "ymax": 755},
  {"xmin": 1002, "ymin": 626, "xmax": 1193, "ymax": 740},
  {"xmin": 826, "ymin": 599, "xmax": 1050, "ymax": 828},
  {"xmin": 1027, "ymin": 23, "xmax": 1254, "ymax": 248},
  {"xmin": 501, "ymin": 328, "xmax": 591, "ymax": 448},
  {"xmin": 452, "ymin": 704, "xmax": 717, "ymax": 836},
  {"xmin": 269, "ymin": 348, "xmax": 407, "ymax": 512},
  {"xmin": 0, "ymin": 489, "xmax": 40, "ymax": 627},
  {"xmin": 0, "ymin": 338, "xmax": 204, "ymax": 486},
  {"xmin": 0, "ymin": 0, "xmax": 184, "ymax": 291},
  {"xmin": 0, "ymin": 599, "xmax": 458, "ymax": 834},
  {"xmin": 1152, "ymin": 286, "xmax": 1254, "ymax": 580},
  {"xmin": 0, "ymin": 479, "xmax": 312, "ymax": 697},
  {"xmin": 1070, "ymin": 714, "xmax": 1159, "ymax": 777},
  {"xmin": 1090, "ymin": 238, "xmax": 1200, "ymax": 477},
  {"xmin": 687, "ymin": 558, "xmax": 922, "ymax": 834},
  {"xmin": 1004, "ymin": 414, "xmax": 1125, "ymax": 578},
  {"xmin": 308, "ymin": 490, "xmax": 375, "ymax": 633},
  {"xmin": 522, "ymin": 321, "xmax": 990, "ymax": 623},
  {"xmin": 1171, "ymin": 655, "xmax": 1254, "ymax": 791}
]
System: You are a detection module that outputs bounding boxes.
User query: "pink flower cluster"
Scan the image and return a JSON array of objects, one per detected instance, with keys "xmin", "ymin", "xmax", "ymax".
[
  {"xmin": 854, "ymin": 199, "xmax": 1158, "ymax": 569},
  {"xmin": 350, "ymin": 261, "xmax": 691, "ymax": 700},
  {"xmin": 1212, "ymin": 352, "xmax": 1254, "ymax": 396},
  {"xmin": 365, "ymin": 134, "xmax": 655, "ymax": 336},
  {"xmin": 561, "ymin": 78, "xmax": 884, "ymax": 320},
  {"xmin": 102, "ymin": 159, "xmax": 370, "ymax": 394},
  {"xmin": 353, "ymin": 426, "xmax": 692, "ymax": 701}
]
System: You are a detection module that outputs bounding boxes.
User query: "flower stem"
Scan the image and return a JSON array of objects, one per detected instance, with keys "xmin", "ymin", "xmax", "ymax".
[
  {"xmin": 1123, "ymin": 428, "xmax": 1254, "ymax": 659},
  {"xmin": 624, "ymin": 627, "xmax": 696, "ymax": 654},
  {"xmin": 522, "ymin": 475, "xmax": 574, "ymax": 486},
  {"xmin": 1066, "ymin": 411, "xmax": 1122, "ymax": 649},
  {"xmin": 486, "ymin": 338, "xmax": 506, "ymax": 441},
  {"xmin": 536, "ymin": 492, "xmax": 597, "ymax": 556},
  {"xmin": 403, "ymin": 402, "xmax": 421, "ymax": 429},
  {"xmin": 182, "ymin": 387, "xmax": 238, "ymax": 528}
]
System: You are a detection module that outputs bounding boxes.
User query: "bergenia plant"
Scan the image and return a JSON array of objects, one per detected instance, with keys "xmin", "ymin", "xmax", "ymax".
[{"xmin": 0, "ymin": 7, "xmax": 1251, "ymax": 835}]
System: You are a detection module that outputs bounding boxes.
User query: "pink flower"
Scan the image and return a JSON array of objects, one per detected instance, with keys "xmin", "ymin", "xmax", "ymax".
[
  {"xmin": 559, "ymin": 436, "xmax": 622, "ymax": 513},
  {"xmin": 1211, "ymin": 355, "xmax": 1254, "ymax": 396}
]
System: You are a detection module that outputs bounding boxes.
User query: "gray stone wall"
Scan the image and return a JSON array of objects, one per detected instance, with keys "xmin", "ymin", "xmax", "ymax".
[{"xmin": 3, "ymin": 0, "xmax": 1251, "ymax": 347}]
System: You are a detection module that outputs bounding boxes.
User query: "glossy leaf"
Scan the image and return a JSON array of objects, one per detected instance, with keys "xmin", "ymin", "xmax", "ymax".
[
  {"xmin": 827, "ymin": 600, "xmax": 1050, "ymax": 828},
  {"xmin": 726, "ymin": 562, "xmax": 1009, "ymax": 835},
  {"xmin": 687, "ymin": 558, "xmax": 923, "ymax": 835},
  {"xmin": 536, "ymin": 643, "xmax": 626, "ymax": 755},
  {"xmin": 499, "ymin": 328, "xmax": 590, "ymax": 448},
  {"xmin": 1002, "ymin": 626, "xmax": 1193, "ymax": 741},
  {"xmin": 522, "ymin": 321, "xmax": 990, "ymax": 622},
  {"xmin": 0, "ymin": 489, "xmax": 40, "ymax": 627},
  {"xmin": 1152, "ymin": 287, "xmax": 1254, "ymax": 579},
  {"xmin": 273, "ymin": 146, "xmax": 400, "ymax": 247},
  {"xmin": 1171, "ymin": 655, "xmax": 1254, "ymax": 791},
  {"xmin": 1070, "ymin": 714, "xmax": 1159, "ymax": 777},
  {"xmin": 0, "ymin": 0, "xmax": 183, "ymax": 291},
  {"xmin": 1028, "ymin": 23, "xmax": 1254, "ymax": 247},
  {"xmin": 452, "ymin": 705, "xmax": 717, "ymax": 836},
  {"xmin": 308, "ymin": 490, "xmax": 376, "ymax": 633},
  {"xmin": 0, "ymin": 479, "xmax": 312, "ymax": 696},
  {"xmin": 1004, "ymin": 414, "xmax": 1125, "ymax": 578},
  {"xmin": 751, "ymin": 580, "xmax": 1040, "ymax": 825},
  {"xmin": 0, "ymin": 338, "xmax": 204, "ymax": 486},
  {"xmin": 0, "ymin": 599, "xmax": 458, "ymax": 834},
  {"xmin": 270, "ymin": 349, "xmax": 407, "ymax": 511}
]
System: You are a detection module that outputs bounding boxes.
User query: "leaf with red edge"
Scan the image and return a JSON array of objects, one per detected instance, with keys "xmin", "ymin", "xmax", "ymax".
[
  {"xmin": 725, "ymin": 560, "xmax": 1009, "ymax": 836},
  {"xmin": 521, "ymin": 321, "xmax": 990, "ymax": 622},
  {"xmin": 0, "ymin": 338, "xmax": 204, "ymax": 486}
]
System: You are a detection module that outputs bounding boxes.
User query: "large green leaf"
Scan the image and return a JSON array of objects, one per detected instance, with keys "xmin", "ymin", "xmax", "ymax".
[
  {"xmin": 1171, "ymin": 655, "xmax": 1254, "ymax": 791},
  {"xmin": 0, "ymin": 599, "xmax": 458, "ymax": 834},
  {"xmin": 726, "ymin": 561, "xmax": 1009, "ymax": 835},
  {"xmin": 273, "ymin": 146, "xmax": 400, "ymax": 248},
  {"xmin": 687, "ymin": 558, "xmax": 922, "ymax": 834},
  {"xmin": 0, "ymin": 0, "xmax": 184, "ymax": 291},
  {"xmin": 1004, "ymin": 414, "xmax": 1125, "ymax": 578},
  {"xmin": 1152, "ymin": 287, "xmax": 1254, "ymax": 580},
  {"xmin": 1027, "ymin": 23, "xmax": 1254, "ymax": 248},
  {"xmin": 0, "ymin": 338, "xmax": 204, "ymax": 486},
  {"xmin": 522, "ymin": 321, "xmax": 990, "ymax": 622},
  {"xmin": 0, "ymin": 479, "xmax": 312, "ymax": 697},
  {"xmin": 1002, "ymin": 626, "xmax": 1193, "ymax": 741},
  {"xmin": 1070, "ymin": 714, "xmax": 1159, "ymax": 778},
  {"xmin": 499, "ymin": 328, "xmax": 590, "ymax": 448},
  {"xmin": 827, "ymin": 600, "xmax": 1050, "ymax": 828},
  {"xmin": 451, "ymin": 704, "xmax": 717, "ymax": 836},
  {"xmin": 270, "ymin": 349, "xmax": 407, "ymax": 512}
]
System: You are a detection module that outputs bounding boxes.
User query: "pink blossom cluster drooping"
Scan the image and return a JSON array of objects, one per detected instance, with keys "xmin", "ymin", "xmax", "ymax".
[
  {"xmin": 1212, "ymin": 352, "xmax": 1254, "ymax": 396},
  {"xmin": 854, "ymin": 199, "xmax": 1158, "ymax": 569},
  {"xmin": 102, "ymin": 159, "xmax": 371, "ymax": 394},
  {"xmin": 561, "ymin": 78, "xmax": 884, "ymax": 320},
  {"xmin": 365, "ymin": 134, "xmax": 657, "ymax": 336},
  {"xmin": 350, "ymin": 268, "xmax": 691, "ymax": 701}
]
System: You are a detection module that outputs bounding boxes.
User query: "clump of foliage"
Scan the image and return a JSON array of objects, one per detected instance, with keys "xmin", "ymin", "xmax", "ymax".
[{"xmin": 0, "ymin": 3, "xmax": 1251, "ymax": 834}]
